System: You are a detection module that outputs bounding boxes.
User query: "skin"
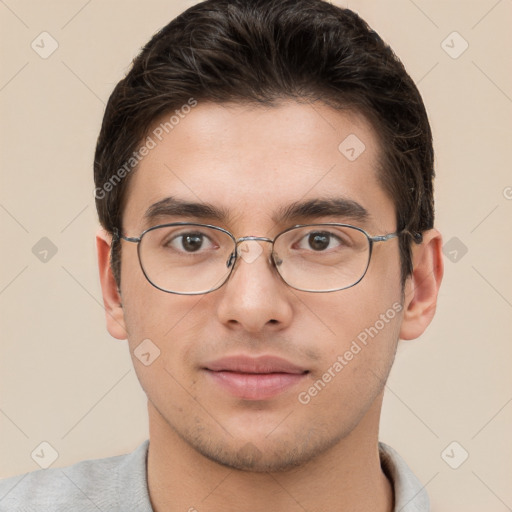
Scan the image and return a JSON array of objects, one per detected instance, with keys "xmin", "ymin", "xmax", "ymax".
[{"xmin": 97, "ymin": 101, "xmax": 443, "ymax": 512}]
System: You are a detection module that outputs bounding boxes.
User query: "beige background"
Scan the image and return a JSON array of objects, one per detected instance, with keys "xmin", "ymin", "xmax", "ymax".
[{"xmin": 1, "ymin": 0, "xmax": 511, "ymax": 510}]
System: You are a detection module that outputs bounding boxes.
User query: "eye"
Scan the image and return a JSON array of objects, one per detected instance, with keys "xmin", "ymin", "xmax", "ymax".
[
  {"xmin": 167, "ymin": 232, "xmax": 215, "ymax": 253},
  {"xmin": 297, "ymin": 231, "xmax": 343, "ymax": 251}
]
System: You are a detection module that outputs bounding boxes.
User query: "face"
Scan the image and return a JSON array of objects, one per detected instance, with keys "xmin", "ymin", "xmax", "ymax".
[{"xmin": 111, "ymin": 101, "xmax": 407, "ymax": 471}]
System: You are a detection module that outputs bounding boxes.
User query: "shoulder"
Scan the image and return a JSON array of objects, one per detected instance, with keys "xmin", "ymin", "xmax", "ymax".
[
  {"xmin": 379, "ymin": 442, "xmax": 430, "ymax": 512},
  {"xmin": 0, "ymin": 440, "xmax": 152, "ymax": 512}
]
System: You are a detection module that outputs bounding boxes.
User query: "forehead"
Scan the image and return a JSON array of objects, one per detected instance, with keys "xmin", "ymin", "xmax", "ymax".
[{"xmin": 122, "ymin": 100, "xmax": 394, "ymax": 233}]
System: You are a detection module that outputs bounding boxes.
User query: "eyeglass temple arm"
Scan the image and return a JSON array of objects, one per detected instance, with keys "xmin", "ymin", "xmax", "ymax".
[
  {"xmin": 371, "ymin": 230, "xmax": 423, "ymax": 243},
  {"xmin": 111, "ymin": 228, "xmax": 140, "ymax": 244}
]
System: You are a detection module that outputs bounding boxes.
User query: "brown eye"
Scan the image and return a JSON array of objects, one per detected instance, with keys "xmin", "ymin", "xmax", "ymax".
[
  {"xmin": 166, "ymin": 232, "xmax": 214, "ymax": 253},
  {"xmin": 181, "ymin": 233, "xmax": 204, "ymax": 252},
  {"xmin": 297, "ymin": 231, "xmax": 342, "ymax": 251},
  {"xmin": 308, "ymin": 233, "xmax": 330, "ymax": 251}
]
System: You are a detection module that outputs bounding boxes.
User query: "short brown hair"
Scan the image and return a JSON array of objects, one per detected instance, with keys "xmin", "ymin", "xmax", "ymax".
[{"xmin": 94, "ymin": 0, "xmax": 434, "ymax": 290}]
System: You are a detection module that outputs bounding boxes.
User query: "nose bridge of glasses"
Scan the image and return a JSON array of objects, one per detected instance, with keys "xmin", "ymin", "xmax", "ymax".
[
  {"xmin": 231, "ymin": 236, "xmax": 274, "ymax": 266},
  {"xmin": 236, "ymin": 235, "xmax": 273, "ymax": 244}
]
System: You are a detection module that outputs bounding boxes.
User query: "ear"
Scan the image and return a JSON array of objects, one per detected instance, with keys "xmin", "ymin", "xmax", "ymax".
[
  {"xmin": 400, "ymin": 228, "xmax": 444, "ymax": 340},
  {"xmin": 96, "ymin": 227, "xmax": 128, "ymax": 340}
]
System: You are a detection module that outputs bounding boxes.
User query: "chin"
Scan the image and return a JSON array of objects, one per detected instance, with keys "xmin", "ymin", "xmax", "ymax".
[{"xmin": 185, "ymin": 425, "xmax": 345, "ymax": 473}]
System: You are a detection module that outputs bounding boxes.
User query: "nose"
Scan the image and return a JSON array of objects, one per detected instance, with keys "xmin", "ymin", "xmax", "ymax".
[{"xmin": 215, "ymin": 239, "xmax": 293, "ymax": 333}]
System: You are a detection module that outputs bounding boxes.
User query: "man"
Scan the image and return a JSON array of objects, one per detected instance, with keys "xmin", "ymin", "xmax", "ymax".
[{"xmin": 0, "ymin": 0, "xmax": 443, "ymax": 510}]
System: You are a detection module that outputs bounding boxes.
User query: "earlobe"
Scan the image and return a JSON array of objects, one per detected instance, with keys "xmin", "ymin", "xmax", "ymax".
[
  {"xmin": 399, "ymin": 229, "xmax": 444, "ymax": 341},
  {"xmin": 96, "ymin": 227, "xmax": 128, "ymax": 340}
]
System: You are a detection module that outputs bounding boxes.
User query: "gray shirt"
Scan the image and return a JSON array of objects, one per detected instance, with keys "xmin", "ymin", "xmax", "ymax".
[{"xmin": 0, "ymin": 441, "xmax": 429, "ymax": 511}]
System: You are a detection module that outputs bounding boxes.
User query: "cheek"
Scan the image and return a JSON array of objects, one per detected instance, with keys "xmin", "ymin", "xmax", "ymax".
[
  {"xmin": 120, "ymin": 242, "xmax": 199, "ymax": 336},
  {"xmin": 297, "ymin": 303, "xmax": 402, "ymax": 421},
  {"xmin": 307, "ymin": 255, "xmax": 403, "ymax": 348},
  {"xmin": 121, "ymin": 276, "xmax": 212, "ymax": 384},
  {"xmin": 122, "ymin": 294, "xmax": 202, "ymax": 409},
  {"xmin": 119, "ymin": 242, "xmax": 216, "ymax": 374},
  {"xmin": 314, "ymin": 290, "xmax": 402, "ymax": 368},
  {"xmin": 365, "ymin": 243, "xmax": 403, "ymax": 297},
  {"xmin": 123, "ymin": 291, "xmax": 205, "ymax": 351},
  {"xmin": 300, "ymin": 258, "xmax": 404, "ymax": 391}
]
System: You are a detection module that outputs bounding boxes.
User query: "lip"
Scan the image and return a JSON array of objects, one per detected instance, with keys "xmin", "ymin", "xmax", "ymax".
[{"xmin": 203, "ymin": 355, "xmax": 309, "ymax": 400}]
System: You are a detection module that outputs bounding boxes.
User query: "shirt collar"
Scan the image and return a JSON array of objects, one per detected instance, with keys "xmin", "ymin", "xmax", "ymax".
[
  {"xmin": 122, "ymin": 440, "xmax": 430, "ymax": 512},
  {"xmin": 379, "ymin": 442, "xmax": 430, "ymax": 511}
]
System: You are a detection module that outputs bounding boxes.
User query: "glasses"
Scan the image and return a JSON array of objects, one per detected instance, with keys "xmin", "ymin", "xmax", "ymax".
[{"xmin": 113, "ymin": 223, "xmax": 412, "ymax": 295}]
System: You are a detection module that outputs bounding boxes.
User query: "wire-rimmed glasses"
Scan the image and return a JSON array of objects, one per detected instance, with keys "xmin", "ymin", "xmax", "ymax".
[{"xmin": 113, "ymin": 222, "xmax": 414, "ymax": 295}]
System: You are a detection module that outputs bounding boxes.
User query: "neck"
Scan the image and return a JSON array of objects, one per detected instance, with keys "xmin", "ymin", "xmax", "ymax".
[{"xmin": 146, "ymin": 397, "xmax": 393, "ymax": 512}]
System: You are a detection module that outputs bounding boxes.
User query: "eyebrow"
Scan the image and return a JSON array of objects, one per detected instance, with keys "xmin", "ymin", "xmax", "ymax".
[
  {"xmin": 143, "ymin": 196, "xmax": 231, "ymax": 226},
  {"xmin": 276, "ymin": 198, "xmax": 370, "ymax": 224},
  {"xmin": 142, "ymin": 196, "xmax": 370, "ymax": 228}
]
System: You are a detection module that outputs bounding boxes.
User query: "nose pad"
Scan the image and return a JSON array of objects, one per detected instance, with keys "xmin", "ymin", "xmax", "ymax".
[
  {"xmin": 226, "ymin": 251, "xmax": 236, "ymax": 269},
  {"xmin": 272, "ymin": 251, "xmax": 283, "ymax": 267},
  {"xmin": 225, "ymin": 239, "xmax": 279, "ymax": 273}
]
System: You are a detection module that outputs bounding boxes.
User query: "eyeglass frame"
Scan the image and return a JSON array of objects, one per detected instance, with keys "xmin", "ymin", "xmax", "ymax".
[{"xmin": 112, "ymin": 222, "xmax": 423, "ymax": 295}]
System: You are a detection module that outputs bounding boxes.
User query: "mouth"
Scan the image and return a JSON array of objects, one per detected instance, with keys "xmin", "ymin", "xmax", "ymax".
[{"xmin": 203, "ymin": 355, "xmax": 309, "ymax": 401}]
